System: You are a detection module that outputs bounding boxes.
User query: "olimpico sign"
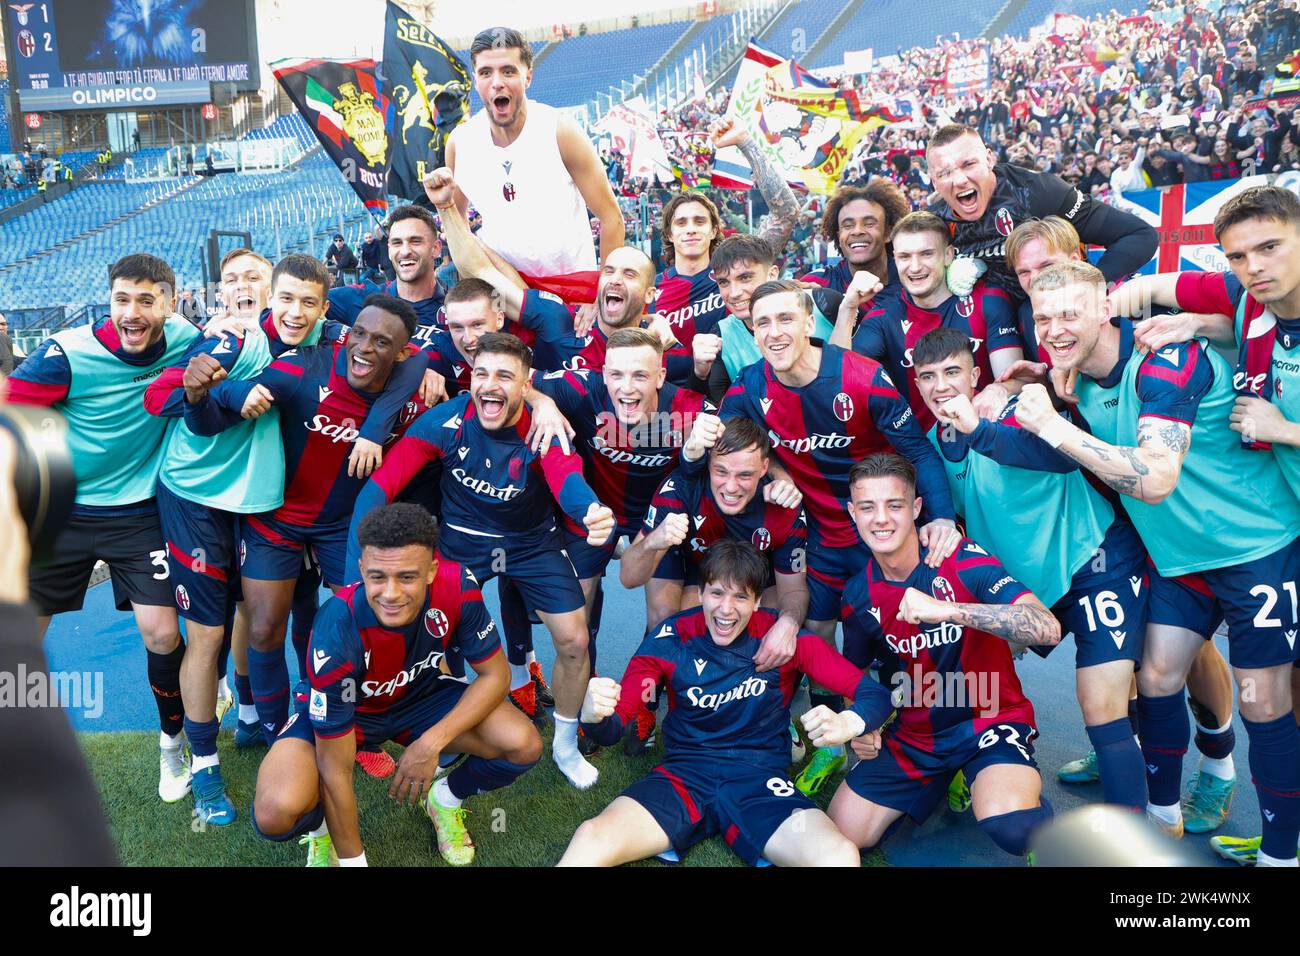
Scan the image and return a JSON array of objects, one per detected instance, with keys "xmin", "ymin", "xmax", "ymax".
[{"xmin": 17, "ymin": 81, "xmax": 211, "ymax": 111}]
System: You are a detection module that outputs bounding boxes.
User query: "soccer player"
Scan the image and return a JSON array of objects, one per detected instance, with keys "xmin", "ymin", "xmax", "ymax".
[
  {"xmin": 252, "ymin": 503, "xmax": 540, "ymax": 866},
  {"xmin": 9, "ymin": 253, "xmax": 200, "ymax": 803},
  {"xmin": 830, "ymin": 211, "xmax": 1024, "ymax": 431},
  {"xmin": 559, "ymin": 540, "xmax": 895, "ymax": 867},
  {"xmin": 1017, "ymin": 260, "xmax": 1300, "ymax": 866},
  {"xmin": 1105, "ymin": 184, "xmax": 1300, "ymax": 862},
  {"xmin": 914, "ymin": 326, "xmax": 1149, "ymax": 811},
  {"xmin": 719, "ymin": 279, "xmax": 960, "ymax": 794},
  {"xmin": 1005, "ymin": 217, "xmax": 1239, "ymax": 827},
  {"xmin": 347, "ymin": 332, "xmax": 616, "ymax": 789},
  {"xmin": 447, "ymin": 27, "xmax": 624, "ymax": 284},
  {"xmin": 802, "ymin": 179, "xmax": 910, "ymax": 311},
  {"xmin": 927, "ymin": 124, "xmax": 1157, "ymax": 300},
  {"xmin": 689, "ymin": 235, "xmax": 844, "ymax": 404},
  {"xmin": 180, "ymin": 294, "xmax": 431, "ymax": 747},
  {"xmin": 831, "ymin": 454, "xmax": 1060, "ymax": 859}
]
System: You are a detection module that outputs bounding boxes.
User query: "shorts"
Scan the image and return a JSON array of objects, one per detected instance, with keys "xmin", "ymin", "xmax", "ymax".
[
  {"xmin": 1150, "ymin": 538, "xmax": 1300, "ymax": 668},
  {"xmin": 29, "ymin": 505, "xmax": 175, "ymax": 615},
  {"xmin": 1045, "ymin": 560, "xmax": 1149, "ymax": 669},
  {"xmin": 241, "ymin": 513, "xmax": 350, "ymax": 589},
  {"xmin": 806, "ymin": 529, "xmax": 869, "ymax": 622},
  {"xmin": 156, "ymin": 482, "xmax": 240, "ymax": 627},
  {"xmin": 280, "ymin": 678, "xmax": 469, "ymax": 749},
  {"xmin": 561, "ymin": 521, "xmax": 639, "ymax": 580},
  {"xmin": 621, "ymin": 756, "xmax": 815, "ymax": 866},
  {"xmin": 439, "ymin": 523, "xmax": 584, "ymax": 615},
  {"xmin": 846, "ymin": 721, "xmax": 1039, "ymax": 824}
]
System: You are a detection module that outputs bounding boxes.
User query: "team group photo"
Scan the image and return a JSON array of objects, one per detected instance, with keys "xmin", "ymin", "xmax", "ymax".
[{"xmin": 1, "ymin": 0, "xmax": 1300, "ymax": 886}]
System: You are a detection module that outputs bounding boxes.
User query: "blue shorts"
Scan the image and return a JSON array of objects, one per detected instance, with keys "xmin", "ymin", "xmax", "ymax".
[
  {"xmin": 439, "ymin": 523, "xmax": 584, "ymax": 615},
  {"xmin": 846, "ymin": 721, "xmax": 1039, "ymax": 824},
  {"xmin": 621, "ymin": 756, "xmax": 815, "ymax": 866},
  {"xmin": 1150, "ymin": 539, "xmax": 1300, "ymax": 668},
  {"xmin": 1046, "ymin": 558, "xmax": 1149, "ymax": 669},
  {"xmin": 806, "ymin": 529, "xmax": 869, "ymax": 622},
  {"xmin": 156, "ymin": 482, "xmax": 240, "ymax": 628},
  {"xmin": 561, "ymin": 521, "xmax": 639, "ymax": 580},
  {"xmin": 280, "ymin": 679, "xmax": 469, "ymax": 749},
  {"xmin": 241, "ymin": 513, "xmax": 350, "ymax": 589}
]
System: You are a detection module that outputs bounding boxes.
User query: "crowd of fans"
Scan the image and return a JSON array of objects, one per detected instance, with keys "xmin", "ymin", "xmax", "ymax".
[{"xmin": 597, "ymin": 0, "xmax": 1300, "ymax": 273}]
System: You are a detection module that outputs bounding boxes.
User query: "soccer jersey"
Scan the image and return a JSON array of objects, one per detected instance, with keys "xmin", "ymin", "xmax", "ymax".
[
  {"xmin": 644, "ymin": 466, "xmax": 807, "ymax": 578},
  {"xmin": 801, "ymin": 256, "xmax": 902, "ymax": 317},
  {"xmin": 655, "ymin": 265, "xmax": 725, "ymax": 353},
  {"xmin": 853, "ymin": 280, "xmax": 1020, "ymax": 430},
  {"xmin": 841, "ymin": 539, "xmax": 1036, "ymax": 747},
  {"xmin": 719, "ymin": 342, "xmax": 955, "ymax": 548},
  {"xmin": 582, "ymin": 607, "xmax": 894, "ymax": 772},
  {"xmin": 532, "ymin": 368, "xmax": 711, "ymax": 531},
  {"xmin": 306, "ymin": 558, "xmax": 500, "ymax": 739},
  {"xmin": 185, "ymin": 341, "xmax": 429, "ymax": 530},
  {"xmin": 327, "ymin": 279, "xmax": 445, "ymax": 351},
  {"xmin": 1073, "ymin": 321, "xmax": 1300, "ymax": 577}
]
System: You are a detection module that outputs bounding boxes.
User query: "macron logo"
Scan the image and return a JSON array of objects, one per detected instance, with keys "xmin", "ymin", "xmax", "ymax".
[
  {"xmin": 653, "ymin": 625, "xmax": 674, "ymax": 640},
  {"xmin": 1130, "ymin": 576, "xmax": 1142, "ymax": 596},
  {"xmin": 1110, "ymin": 630, "xmax": 1126, "ymax": 649},
  {"xmin": 443, "ymin": 415, "xmax": 462, "ymax": 429},
  {"xmin": 313, "ymin": 649, "xmax": 330, "ymax": 672},
  {"xmin": 48, "ymin": 343, "xmax": 63, "ymax": 357},
  {"xmin": 694, "ymin": 658, "xmax": 707, "ymax": 676},
  {"xmin": 868, "ymin": 606, "xmax": 882, "ymax": 623},
  {"xmin": 1157, "ymin": 346, "xmax": 1181, "ymax": 363},
  {"xmin": 457, "ymin": 446, "xmax": 469, "ymax": 460},
  {"xmin": 694, "ymin": 514, "xmax": 706, "ymax": 528},
  {"xmin": 318, "ymin": 386, "xmax": 332, "ymax": 402},
  {"xmin": 760, "ymin": 397, "xmax": 773, "ymax": 415},
  {"xmin": 1286, "ymin": 629, "xmax": 1297, "ymax": 650}
]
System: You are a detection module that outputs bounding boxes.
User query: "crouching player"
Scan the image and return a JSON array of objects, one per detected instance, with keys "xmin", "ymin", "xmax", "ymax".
[
  {"xmin": 251, "ymin": 504, "xmax": 541, "ymax": 866},
  {"xmin": 559, "ymin": 540, "xmax": 895, "ymax": 867},
  {"xmin": 830, "ymin": 454, "xmax": 1060, "ymax": 860}
]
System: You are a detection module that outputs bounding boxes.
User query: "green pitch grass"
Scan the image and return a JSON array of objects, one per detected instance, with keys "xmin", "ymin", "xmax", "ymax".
[{"xmin": 81, "ymin": 728, "xmax": 888, "ymax": 867}]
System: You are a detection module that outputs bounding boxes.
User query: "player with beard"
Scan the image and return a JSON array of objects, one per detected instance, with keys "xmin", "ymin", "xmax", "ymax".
[
  {"xmin": 560, "ymin": 541, "xmax": 894, "ymax": 867},
  {"xmin": 654, "ymin": 116, "xmax": 800, "ymax": 365},
  {"xmin": 253, "ymin": 504, "xmax": 540, "ymax": 867},
  {"xmin": 9, "ymin": 253, "xmax": 200, "ymax": 805},
  {"xmin": 689, "ymin": 235, "xmax": 845, "ymax": 405},
  {"xmin": 927, "ymin": 124, "xmax": 1157, "ymax": 301},
  {"xmin": 801, "ymin": 179, "xmax": 909, "ymax": 314},
  {"xmin": 1017, "ymin": 260, "xmax": 1300, "ymax": 866},
  {"xmin": 1103, "ymin": 185, "xmax": 1300, "ymax": 861},
  {"xmin": 348, "ymin": 333, "xmax": 616, "ymax": 789},
  {"xmin": 446, "ymin": 27, "xmax": 624, "ymax": 295},
  {"xmin": 829, "ymin": 212, "xmax": 1023, "ymax": 432},
  {"xmin": 179, "ymin": 296, "xmax": 431, "ymax": 750},
  {"xmin": 719, "ymin": 279, "xmax": 959, "ymax": 795},
  {"xmin": 1004, "ymin": 217, "xmax": 1239, "ymax": 827}
]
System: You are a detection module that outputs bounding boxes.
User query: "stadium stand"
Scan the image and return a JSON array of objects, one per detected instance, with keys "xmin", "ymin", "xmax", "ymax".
[{"xmin": 525, "ymin": 23, "xmax": 694, "ymax": 106}]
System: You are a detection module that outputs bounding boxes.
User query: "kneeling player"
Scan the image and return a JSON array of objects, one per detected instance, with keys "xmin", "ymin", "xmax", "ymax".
[
  {"xmin": 830, "ymin": 454, "xmax": 1060, "ymax": 859},
  {"xmin": 252, "ymin": 504, "xmax": 541, "ymax": 866},
  {"xmin": 559, "ymin": 541, "xmax": 894, "ymax": 867}
]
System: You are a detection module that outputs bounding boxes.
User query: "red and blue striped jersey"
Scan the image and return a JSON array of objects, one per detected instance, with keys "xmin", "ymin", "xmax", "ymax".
[
  {"xmin": 644, "ymin": 465, "xmax": 807, "ymax": 576},
  {"xmin": 187, "ymin": 341, "xmax": 428, "ymax": 528},
  {"xmin": 841, "ymin": 539, "xmax": 1035, "ymax": 748},
  {"xmin": 801, "ymin": 256, "xmax": 902, "ymax": 318},
  {"xmin": 532, "ymin": 368, "xmax": 712, "ymax": 531},
  {"xmin": 853, "ymin": 280, "xmax": 1021, "ymax": 431},
  {"xmin": 582, "ymin": 607, "xmax": 894, "ymax": 772},
  {"xmin": 655, "ymin": 265, "xmax": 725, "ymax": 353},
  {"xmin": 327, "ymin": 280, "xmax": 445, "ymax": 352},
  {"xmin": 306, "ymin": 557, "xmax": 500, "ymax": 738},
  {"xmin": 719, "ymin": 343, "xmax": 955, "ymax": 548}
]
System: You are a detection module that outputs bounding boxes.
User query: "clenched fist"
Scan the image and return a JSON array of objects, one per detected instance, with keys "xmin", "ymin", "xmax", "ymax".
[
  {"xmin": 584, "ymin": 502, "xmax": 616, "ymax": 547},
  {"xmin": 647, "ymin": 511, "xmax": 691, "ymax": 550},
  {"xmin": 581, "ymin": 676, "xmax": 621, "ymax": 723},
  {"xmin": 422, "ymin": 167, "xmax": 456, "ymax": 209}
]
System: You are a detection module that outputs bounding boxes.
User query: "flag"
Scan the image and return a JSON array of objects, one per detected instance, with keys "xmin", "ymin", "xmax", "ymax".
[
  {"xmin": 593, "ymin": 97, "xmax": 674, "ymax": 184},
  {"xmin": 273, "ymin": 57, "xmax": 391, "ymax": 220},
  {"xmin": 944, "ymin": 43, "xmax": 991, "ymax": 95},
  {"xmin": 1053, "ymin": 13, "xmax": 1087, "ymax": 36},
  {"xmin": 381, "ymin": 0, "xmax": 471, "ymax": 201}
]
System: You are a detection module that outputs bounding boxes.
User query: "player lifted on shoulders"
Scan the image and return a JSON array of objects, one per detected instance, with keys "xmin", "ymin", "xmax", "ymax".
[
  {"xmin": 252, "ymin": 504, "xmax": 540, "ymax": 866},
  {"xmin": 832, "ymin": 454, "xmax": 1059, "ymax": 860},
  {"xmin": 1018, "ymin": 260, "xmax": 1300, "ymax": 866},
  {"xmin": 559, "ymin": 541, "xmax": 895, "ymax": 867}
]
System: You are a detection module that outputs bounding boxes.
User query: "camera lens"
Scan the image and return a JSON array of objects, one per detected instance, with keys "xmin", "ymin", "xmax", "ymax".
[{"xmin": 0, "ymin": 405, "xmax": 77, "ymax": 560}]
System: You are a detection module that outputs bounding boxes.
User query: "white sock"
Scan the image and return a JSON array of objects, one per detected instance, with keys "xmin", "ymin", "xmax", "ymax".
[
  {"xmin": 509, "ymin": 662, "xmax": 531, "ymax": 691},
  {"xmin": 433, "ymin": 776, "xmax": 462, "ymax": 809},
  {"xmin": 238, "ymin": 704, "xmax": 258, "ymax": 724},
  {"xmin": 1256, "ymin": 850, "xmax": 1299, "ymax": 867},
  {"xmin": 191, "ymin": 752, "xmax": 220, "ymax": 773},
  {"xmin": 1146, "ymin": 802, "xmax": 1182, "ymax": 825},
  {"xmin": 308, "ymin": 821, "xmax": 328, "ymax": 839},
  {"xmin": 1195, "ymin": 722, "xmax": 1235, "ymax": 779},
  {"xmin": 552, "ymin": 715, "xmax": 599, "ymax": 789},
  {"xmin": 525, "ymin": 650, "xmax": 537, "ymax": 667},
  {"xmin": 160, "ymin": 730, "xmax": 184, "ymax": 750}
]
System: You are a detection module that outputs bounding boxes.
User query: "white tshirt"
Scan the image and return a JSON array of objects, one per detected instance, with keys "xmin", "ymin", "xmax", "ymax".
[{"xmin": 454, "ymin": 101, "xmax": 598, "ymax": 276}]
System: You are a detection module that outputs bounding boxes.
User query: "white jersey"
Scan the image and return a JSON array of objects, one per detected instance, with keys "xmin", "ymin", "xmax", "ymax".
[{"xmin": 454, "ymin": 101, "xmax": 598, "ymax": 277}]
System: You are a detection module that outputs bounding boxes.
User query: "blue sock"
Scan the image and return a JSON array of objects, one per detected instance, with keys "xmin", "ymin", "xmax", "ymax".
[
  {"xmin": 1087, "ymin": 718, "xmax": 1146, "ymax": 811},
  {"xmin": 233, "ymin": 670, "xmax": 254, "ymax": 708},
  {"xmin": 1136, "ymin": 690, "xmax": 1189, "ymax": 807},
  {"xmin": 217, "ymin": 601, "xmax": 234, "ymax": 682},
  {"xmin": 184, "ymin": 716, "xmax": 220, "ymax": 759},
  {"xmin": 248, "ymin": 646, "xmax": 289, "ymax": 743},
  {"xmin": 978, "ymin": 799, "xmax": 1054, "ymax": 856},
  {"xmin": 1194, "ymin": 722, "xmax": 1236, "ymax": 760},
  {"xmin": 498, "ymin": 578, "xmax": 533, "ymax": 667},
  {"xmin": 1242, "ymin": 713, "xmax": 1300, "ymax": 860},
  {"xmin": 289, "ymin": 574, "xmax": 318, "ymax": 681},
  {"xmin": 446, "ymin": 757, "xmax": 537, "ymax": 800},
  {"xmin": 588, "ymin": 582, "xmax": 605, "ymax": 673},
  {"xmin": 1128, "ymin": 697, "xmax": 1139, "ymax": 736},
  {"xmin": 252, "ymin": 803, "xmax": 324, "ymax": 842},
  {"xmin": 290, "ymin": 627, "xmax": 310, "ymax": 683}
]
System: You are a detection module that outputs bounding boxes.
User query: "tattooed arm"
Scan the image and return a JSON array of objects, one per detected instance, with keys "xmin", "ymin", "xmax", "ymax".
[
  {"xmin": 710, "ymin": 117, "xmax": 799, "ymax": 257},
  {"xmin": 1011, "ymin": 384, "xmax": 1189, "ymax": 504},
  {"xmin": 897, "ymin": 589, "xmax": 1061, "ymax": 645}
]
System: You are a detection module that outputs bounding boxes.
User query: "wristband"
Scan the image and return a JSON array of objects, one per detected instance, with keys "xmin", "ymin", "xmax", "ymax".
[
  {"xmin": 1038, "ymin": 416, "xmax": 1072, "ymax": 449},
  {"xmin": 339, "ymin": 852, "xmax": 368, "ymax": 867}
]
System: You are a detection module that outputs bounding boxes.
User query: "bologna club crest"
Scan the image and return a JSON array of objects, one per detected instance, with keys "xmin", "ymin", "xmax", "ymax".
[
  {"xmin": 752, "ymin": 527, "xmax": 771, "ymax": 550},
  {"xmin": 425, "ymin": 608, "xmax": 450, "ymax": 638},
  {"xmin": 956, "ymin": 295, "xmax": 974, "ymax": 318},
  {"xmin": 833, "ymin": 391, "xmax": 854, "ymax": 422},
  {"xmin": 175, "ymin": 585, "xmax": 191, "ymax": 612},
  {"xmin": 994, "ymin": 207, "xmax": 1014, "ymax": 237},
  {"xmin": 931, "ymin": 576, "xmax": 957, "ymax": 602}
]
